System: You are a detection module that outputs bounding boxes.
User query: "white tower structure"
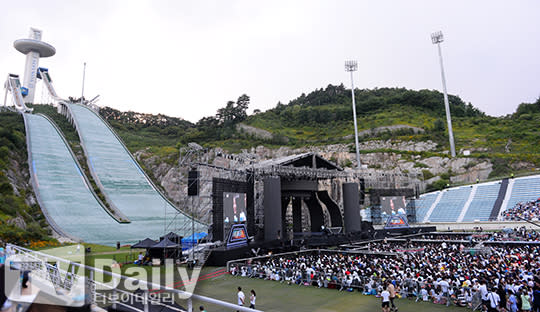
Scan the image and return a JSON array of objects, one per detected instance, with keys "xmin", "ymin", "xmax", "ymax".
[{"xmin": 14, "ymin": 28, "xmax": 56, "ymax": 104}]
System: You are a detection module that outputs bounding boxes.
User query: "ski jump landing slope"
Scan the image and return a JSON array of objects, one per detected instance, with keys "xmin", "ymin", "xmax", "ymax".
[
  {"xmin": 24, "ymin": 113, "xmax": 132, "ymax": 245},
  {"xmin": 24, "ymin": 112, "xmax": 206, "ymax": 246},
  {"xmin": 65, "ymin": 103, "xmax": 207, "ymax": 237}
]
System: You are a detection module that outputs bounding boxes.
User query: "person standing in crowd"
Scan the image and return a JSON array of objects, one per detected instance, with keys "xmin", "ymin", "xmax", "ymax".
[
  {"xmin": 199, "ymin": 306, "xmax": 206, "ymax": 312},
  {"xmin": 479, "ymin": 280, "xmax": 489, "ymax": 310},
  {"xmin": 521, "ymin": 286, "xmax": 531, "ymax": 311},
  {"xmin": 237, "ymin": 286, "xmax": 245, "ymax": 311},
  {"xmin": 508, "ymin": 289, "xmax": 518, "ymax": 312},
  {"xmin": 532, "ymin": 284, "xmax": 540, "ymax": 312},
  {"xmin": 381, "ymin": 283, "xmax": 391, "ymax": 312},
  {"xmin": 486, "ymin": 287, "xmax": 500, "ymax": 312},
  {"xmin": 387, "ymin": 280, "xmax": 398, "ymax": 311},
  {"xmin": 249, "ymin": 289, "xmax": 257, "ymax": 309},
  {"xmin": 439, "ymin": 277, "xmax": 450, "ymax": 306},
  {"xmin": 497, "ymin": 282, "xmax": 507, "ymax": 312}
]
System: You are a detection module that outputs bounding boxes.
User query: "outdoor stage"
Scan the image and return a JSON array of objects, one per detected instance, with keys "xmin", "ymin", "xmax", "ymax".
[{"xmin": 182, "ymin": 151, "xmax": 426, "ymax": 266}]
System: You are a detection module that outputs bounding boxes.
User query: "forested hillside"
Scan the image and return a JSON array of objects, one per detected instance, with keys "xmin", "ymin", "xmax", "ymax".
[
  {"xmin": 245, "ymin": 86, "xmax": 483, "ymax": 148},
  {"xmin": 98, "ymin": 85, "xmax": 540, "ymax": 169},
  {"xmin": 245, "ymin": 86, "xmax": 539, "ymax": 165},
  {"xmin": 99, "ymin": 106, "xmax": 194, "ymax": 151}
]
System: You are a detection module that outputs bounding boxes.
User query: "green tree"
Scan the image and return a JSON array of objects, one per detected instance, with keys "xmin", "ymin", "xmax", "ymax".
[
  {"xmin": 217, "ymin": 101, "xmax": 236, "ymax": 126},
  {"xmin": 235, "ymin": 94, "xmax": 250, "ymax": 121},
  {"xmin": 216, "ymin": 94, "xmax": 250, "ymax": 127},
  {"xmin": 432, "ymin": 119, "xmax": 445, "ymax": 133}
]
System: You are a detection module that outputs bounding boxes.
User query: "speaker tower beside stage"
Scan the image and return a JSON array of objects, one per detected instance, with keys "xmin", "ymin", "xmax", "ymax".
[
  {"xmin": 343, "ymin": 182, "xmax": 361, "ymax": 233},
  {"xmin": 263, "ymin": 177, "xmax": 282, "ymax": 241},
  {"xmin": 187, "ymin": 170, "xmax": 199, "ymax": 196}
]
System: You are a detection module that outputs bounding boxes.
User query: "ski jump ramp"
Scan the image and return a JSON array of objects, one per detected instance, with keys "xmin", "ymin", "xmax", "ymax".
[
  {"xmin": 25, "ymin": 113, "xmax": 127, "ymax": 245},
  {"xmin": 24, "ymin": 106, "xmax": 206, "ymax": 246},
  {"xmin": 63, "ymin": 103, "xmax": 207, "ymax": 236}
]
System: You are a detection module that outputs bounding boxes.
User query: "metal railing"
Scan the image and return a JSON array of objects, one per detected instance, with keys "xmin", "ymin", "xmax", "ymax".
[{"xmin": 6, "ymin": 244, "xmax": 263, "ymax": 312}]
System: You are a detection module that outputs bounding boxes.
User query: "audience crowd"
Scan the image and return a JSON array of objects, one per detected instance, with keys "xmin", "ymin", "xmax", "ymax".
[
  {"xmin": 230, "ymin": 230, "xmax": 540, "ymax": 311},
  {"xmin": 490, "ymin": 227, "xmax": 540, "ymax": 242},
  {"xmin": 417, "ymin": 228, "xmax": 540, "ymax": 243},
  {"xmin": 502, "ymin": 199, "xmax": 540, "ymax": 221}
]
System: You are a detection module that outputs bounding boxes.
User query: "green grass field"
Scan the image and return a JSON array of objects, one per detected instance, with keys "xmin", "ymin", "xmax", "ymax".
[{"xmin": 188, "ymin": 267, "xmax": 465, "ymax": 312}]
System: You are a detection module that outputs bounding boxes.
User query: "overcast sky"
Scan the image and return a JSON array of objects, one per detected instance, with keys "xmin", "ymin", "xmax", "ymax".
[{"xmin": 1, "ymin": 1, "xmax": 539, "ymax": 122}]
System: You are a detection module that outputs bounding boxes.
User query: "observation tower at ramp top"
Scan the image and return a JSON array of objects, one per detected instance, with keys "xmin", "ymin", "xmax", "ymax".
[{"xmin": 13, "ymin": 28, "xmax": 56, "ymax": 104}]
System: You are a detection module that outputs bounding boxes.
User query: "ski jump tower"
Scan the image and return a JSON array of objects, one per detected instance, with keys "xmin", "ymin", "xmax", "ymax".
[{"xmin": 14, "ymin": 28, "xmax": 56, "ymax": 104}]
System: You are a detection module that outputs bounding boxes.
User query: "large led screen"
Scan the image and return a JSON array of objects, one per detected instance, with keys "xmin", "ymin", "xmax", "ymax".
[
  {"xmin": 380, "ymin": 196, "xmax": 407, "ymax": 217},
  {"xmin": 223, "ymin": 192, "xmax": 247, "ymax": 223},
  {"xmin": 223, "ymin": 192, "xmax": 247, "ymax": 239}
]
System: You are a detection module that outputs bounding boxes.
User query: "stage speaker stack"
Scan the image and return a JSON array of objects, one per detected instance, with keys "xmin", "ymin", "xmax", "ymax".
[
  {"xmin": 188, "ymin": 170, "xmax": 199, "ymax": 196},
  {"xmin": 263, "ymin": 177, "xmax": 282, "ymax": 241},
  {"xmin": 343, "ymin": 182, "xmax": 361, "ymax": 233}
]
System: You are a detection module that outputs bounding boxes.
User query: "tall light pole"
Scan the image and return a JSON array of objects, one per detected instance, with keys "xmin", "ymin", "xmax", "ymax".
[
  {"xmin": 81, "ymin": 62, "xmax": 86, "ymax": 104},
  {"xmin": 431, "ymin": 31, "xmax": 456, "ymax": 157},
  {"xmin": 345, "ymin": 60, "xmax": 361, "ymax": 168}
]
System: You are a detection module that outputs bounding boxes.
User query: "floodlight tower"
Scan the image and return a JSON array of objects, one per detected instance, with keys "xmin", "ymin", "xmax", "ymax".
[
  {"xmin": 345, "ymin": 60, "xmax": 361, "ymax": 168},
  {"xmin": 431, "ymin": 31, "xmax": 456, "ymax": 157},
  {"xmin": 13, "ymin": 28, "xmax": 56, "ymax": 104}
]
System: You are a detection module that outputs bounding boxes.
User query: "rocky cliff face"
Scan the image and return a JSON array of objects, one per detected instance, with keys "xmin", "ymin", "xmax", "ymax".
[
  {"xmin": 5, "ymin": 150, "xmax": 35, "ymax": 207},
  {"xmin": 134, "ymin": 152, "xmax": 186, "ymax": 207},
  {"xmin": 134, "ymin": 139, "xmax": 504, "ymax": 224}
]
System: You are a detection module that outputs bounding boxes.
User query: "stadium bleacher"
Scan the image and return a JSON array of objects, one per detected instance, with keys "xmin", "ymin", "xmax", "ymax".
[
  {"xmin": 415, "ymin": 175, "xmax": 540, "ymax": 223},
  {"xmin": 461, "ymin": 182, "xmax": 500, "ymax": 222},
  {"xmin": 503, "ymin": 175, "xmax": 540, "ymax": 212},
  {"xmin": 414, "ymin": 191, "xmax": 440, "ymax": 222},
  {"xmin": 424, "ymin": 186, "xmax": 471, "ymax": 222}
]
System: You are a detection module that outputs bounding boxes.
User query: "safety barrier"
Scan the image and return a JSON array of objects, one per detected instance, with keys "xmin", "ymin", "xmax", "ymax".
[{"xmin": 6, "ymin": 244, "xmax": 263, "ymax": 312}]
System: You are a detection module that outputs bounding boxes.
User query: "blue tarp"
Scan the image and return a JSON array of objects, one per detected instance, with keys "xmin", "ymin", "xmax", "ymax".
[{"xmin": 181, "ymin": 232, "xmax": 207, "ymax": 250}]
